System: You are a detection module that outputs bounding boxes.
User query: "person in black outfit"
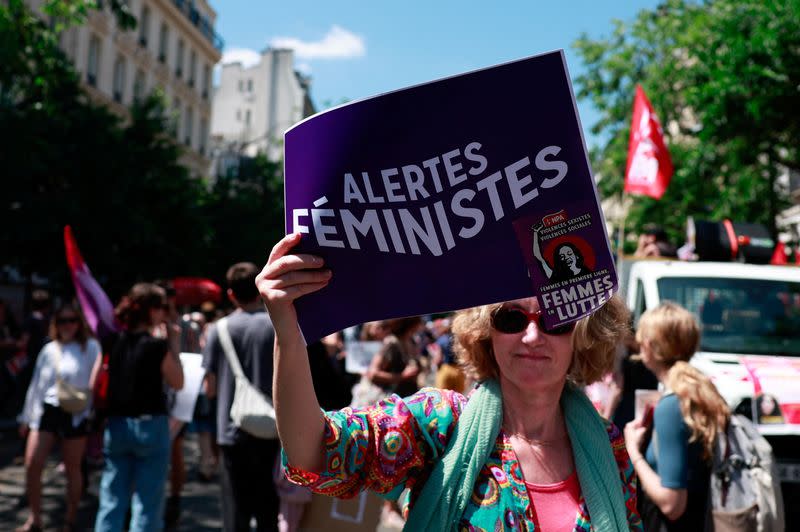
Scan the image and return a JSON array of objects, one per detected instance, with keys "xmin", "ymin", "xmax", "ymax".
[
  {"xmin": 202, "ymin": 263, "xmax": 279, "ymax": 532},
  {"xmin": 94, "ymin": 283, "xmax": 184, "ymax": 532},
  {"xmin": 0, "ymin": 298, "xmax": 23, "ymax": 417}
]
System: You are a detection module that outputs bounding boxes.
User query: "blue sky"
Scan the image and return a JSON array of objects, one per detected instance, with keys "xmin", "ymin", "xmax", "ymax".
[{"xmin": 213, "ymin": 1, "xmax": 661, "ymax": 148}]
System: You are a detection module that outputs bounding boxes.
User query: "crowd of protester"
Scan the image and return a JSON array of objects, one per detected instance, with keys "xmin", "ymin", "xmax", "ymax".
[
  {"xmin": 1, "ymin": 241, "xmax": 738, "ymax": 531},
  {"xmin": 2, "ymin": 271, "xmax": 473, "ymax": 531}
]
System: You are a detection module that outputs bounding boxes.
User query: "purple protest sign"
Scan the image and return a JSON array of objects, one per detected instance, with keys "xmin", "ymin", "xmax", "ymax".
[{"xmin": 284, "ymin": 50, "xmax": 616, "ymax": 343}]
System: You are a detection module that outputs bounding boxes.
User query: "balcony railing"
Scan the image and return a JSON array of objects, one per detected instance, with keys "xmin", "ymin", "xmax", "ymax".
[{"xmin": 171, "ymin": 0, "xmax": 224, "ymax": 51}]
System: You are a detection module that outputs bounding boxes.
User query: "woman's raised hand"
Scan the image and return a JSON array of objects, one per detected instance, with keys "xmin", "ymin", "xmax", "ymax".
[{"xmin": 256, "ymin": 233, "xmax": 332, "ymax": 323}]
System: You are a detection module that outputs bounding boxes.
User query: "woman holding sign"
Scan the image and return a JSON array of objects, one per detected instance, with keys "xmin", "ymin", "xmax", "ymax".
[{"xmin": 258, "ymin": 232, "xmax": 641, "ymax": 531}]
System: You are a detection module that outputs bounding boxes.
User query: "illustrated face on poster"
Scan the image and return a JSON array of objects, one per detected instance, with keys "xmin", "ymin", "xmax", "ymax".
[
  {"xmin": 513, "ymin": 209, "xmax": 615, "ymax": 323},
  {"xmin": 283, "ymin": 50, "xmax": 617, "ymax": 343}
]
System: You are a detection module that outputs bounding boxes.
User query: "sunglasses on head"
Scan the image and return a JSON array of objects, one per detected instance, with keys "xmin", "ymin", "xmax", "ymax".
[
  {"xmin": 491, "ymin": 307, "xmax": 576, "ymax": 336},
  {"xmin": 56, "ymin": 317, "xmax": 79, "ymax": 325}
]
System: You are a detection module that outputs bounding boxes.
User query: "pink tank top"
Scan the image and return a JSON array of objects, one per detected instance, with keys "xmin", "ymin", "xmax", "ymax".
[{"xmin": 525, "ymin": 470, "xmax": 581, "ymax": 531}]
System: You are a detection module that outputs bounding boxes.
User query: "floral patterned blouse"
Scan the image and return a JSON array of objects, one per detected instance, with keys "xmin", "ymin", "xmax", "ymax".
[{"xmin": 285, "ymin": 387, "xmax": 642, "ymax": 531}]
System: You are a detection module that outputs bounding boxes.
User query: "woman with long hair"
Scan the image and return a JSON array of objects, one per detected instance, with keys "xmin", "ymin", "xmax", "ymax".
[
  {"xmin": 254, "ymin": 233, "xmax": 641, "ymax": 530},
  {"xmin": 624, "ymin": 302, "xmax": 729, "ymax": 530},
  {"xmin": 94, "ymin": 283, "xmax": 183, "ymax": 532},
  {"xmin": 18, "ymin": 304, "xmax": 100, "ymax": 532}
]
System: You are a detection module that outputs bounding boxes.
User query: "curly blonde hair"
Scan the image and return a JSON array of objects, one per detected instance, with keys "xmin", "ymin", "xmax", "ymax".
[
  {"xmin": 637, "ymin": 302, "xmax": 730, "ymax": 459},
  {"xmin": 451, "ymin": 294, "xmax": 630, "ymax": 386}
]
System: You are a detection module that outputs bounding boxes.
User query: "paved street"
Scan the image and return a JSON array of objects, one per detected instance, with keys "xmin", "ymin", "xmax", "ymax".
[
  {"xmin": 0, "ymin": 429, "xmax": 221, "ymax": 531},
  {"xmin": 0, "ymin": 428, "xmax": 403, "ymax": 532}
]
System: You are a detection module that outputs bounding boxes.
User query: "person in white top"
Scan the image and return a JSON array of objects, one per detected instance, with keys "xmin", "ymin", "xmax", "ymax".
[{"xmin": 17, "ymin": 304, "xmax": 100, "ymax": 532}]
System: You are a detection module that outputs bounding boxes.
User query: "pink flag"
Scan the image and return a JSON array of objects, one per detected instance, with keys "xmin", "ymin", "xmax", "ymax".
[
  {"xmin": 624, "ymin": 85, "xmax": 674, "ymax": 199},
  {"xmin": 64, "ymin": 226, "xmax": 121, "ymax": 338}
]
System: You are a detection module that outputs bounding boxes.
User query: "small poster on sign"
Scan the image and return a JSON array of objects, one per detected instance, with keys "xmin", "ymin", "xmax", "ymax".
[{"xmin": 284, "ymin": 50, "xmax": 616, "ymax": 343}]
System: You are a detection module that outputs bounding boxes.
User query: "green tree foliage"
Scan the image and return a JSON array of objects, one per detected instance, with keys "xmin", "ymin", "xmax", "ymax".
[
  {"xmin": 573, "ymin": 0, "xmax": 800, "ymax": 244},
  {"xmin": 203, "ymin": 154, "xmax": 286, "ymax": 280},
  {"xmin": 1, "ymin": 0, "xmax": 287, "ymax": 299}
]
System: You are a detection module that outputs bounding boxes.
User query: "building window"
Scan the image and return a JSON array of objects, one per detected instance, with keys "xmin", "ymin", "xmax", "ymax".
[
  {"xmin": 87, "ymin": 35, "xmax": 101, "ymax": 86},
  {"xmin": 184, "ymin": 107, "xmax": 193, "ymax": 147},
  {"xmin": 202, "ymin": 64, "xmax": 210, "ymax": 99},
  {"xmin": 188, "ymin": 50, "xmax": 196, "ymax": 87},
  {"xmin": 236, "ymin": 109, "xmax": 241, "ymax": 121},
  {"xmin": 173, "ymin": 100, "xmax": 181, "ymax": 140},
  {"xmin": 238, "ymin": 80, "xmax": 243, "ymax": 92},
  {"xmin": 133, "ymin": 69, "xmax": 146, "ymax": 101},
  {"xmin": 245, "ymin": 109, "xmax": 251, "ymax": 125},
  {"xmin": 175, "ymin": 39, "xmax": 184, "ymax": 78},
  {"xmin": 158, "ymin": 23, "xmax": 168, "ymax": 63},
  {"xmin": 247, "ymin": 79, "xmax": 253, "ymax": 92},
  {"xmin": 138, "ymin": 6, "xmax": 150, "ymax": 48},
  {"xmin": 199, "ymin": 118, "xmax": 207, "ymax": 155},
  {"xmin": 113, "ymin": 56, "xmax": 126, "ymax": 102}
]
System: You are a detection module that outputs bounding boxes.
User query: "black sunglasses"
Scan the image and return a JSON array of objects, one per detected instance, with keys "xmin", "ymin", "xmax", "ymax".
[
  {"xmin": 491, "ymin": 307, "xmax": 576, "ymax": 336},
  {"xmin": 56, "ymin": 317, "xmax": 79, "ymax": 325}
]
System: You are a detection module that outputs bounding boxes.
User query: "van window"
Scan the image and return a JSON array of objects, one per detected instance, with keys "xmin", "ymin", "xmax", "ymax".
[
  {"xmin": 657, "ymin": 277, "xmax": 800, "ymax": 356},
  {"xmin": 632, "ymin": 279, "xmax": 646, "ymax": 328}
]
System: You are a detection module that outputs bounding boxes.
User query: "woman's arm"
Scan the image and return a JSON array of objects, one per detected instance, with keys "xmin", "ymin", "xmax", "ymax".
[
  {"xmin": 160, "ymin": 317, "xmax": 184, "ymax": 390},
  {"xmin": 365, "ymin": 351, "xmax": 399, "ymax": 386},
  {"xmin": 18, "ymin": 344, "xmax": 49, "ymax": 432},
  {"xmin": 89, "ymin": 348, "xmax": 103, "ymax": 391},
  {"xmin": 161, "ymin": 348, "xmax": 184, "ymax": 390},
  {"xmin": 624, "ymin": 419, "xmax": 688, "ymax": 521},
  {"xmin": 256, "ymin": 232, "xmax": 332, "ymax": 472},
  {"xmin": 532, "ymin": 226, "xmax": 553, "ymax": 279},
  {"xmin": 202, "ymin": 372, "xmax": 216, "ymax": 399}
]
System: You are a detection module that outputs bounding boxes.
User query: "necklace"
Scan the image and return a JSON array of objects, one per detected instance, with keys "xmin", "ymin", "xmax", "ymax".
[
  {"xmin": 510, "ymin": 431, "xmax": 573, "ymax": 485},
  {"xmin": 503, "ymin": 427, "xmax": 570, "ymax": 447}
]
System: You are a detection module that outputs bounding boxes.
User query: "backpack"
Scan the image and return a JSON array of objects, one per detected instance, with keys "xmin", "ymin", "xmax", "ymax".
[{"xmin": 708, "ymin": 414, "xmax": 784, "ymax": 532}]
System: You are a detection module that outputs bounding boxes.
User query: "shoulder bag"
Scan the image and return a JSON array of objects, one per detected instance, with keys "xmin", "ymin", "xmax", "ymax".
[
  {"xmin": 53, "ymin": 342, "xmax": 91, "ymax": 414},
  {"xmin": 217, "ymin": 317, "xmax": 278, "ymax": 439}
]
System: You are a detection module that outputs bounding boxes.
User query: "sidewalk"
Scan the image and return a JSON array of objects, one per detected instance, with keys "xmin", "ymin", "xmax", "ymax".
[{"xmin": 0, "ymin": 430, "xmax": 221, "ymax": 531}]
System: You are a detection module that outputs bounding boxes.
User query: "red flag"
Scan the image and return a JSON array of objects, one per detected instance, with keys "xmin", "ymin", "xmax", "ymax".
[
  {"xmin": 624, "ymin": 85, "xmax": 674, "ymax": 199},
  {"xmin": 770, "ymin": 242, "xmax": 788, "ymax": 265},
  {"xmin": 64, "ymin": 226, "xmax": 121, "ymax": 339}
]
